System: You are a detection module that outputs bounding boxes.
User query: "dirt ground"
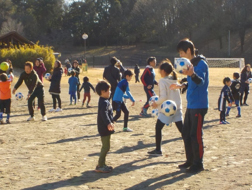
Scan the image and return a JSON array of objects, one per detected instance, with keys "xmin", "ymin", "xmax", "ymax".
[{"xmin": 0, "ymin": 68, "xmax": 251, "ymax": 190}]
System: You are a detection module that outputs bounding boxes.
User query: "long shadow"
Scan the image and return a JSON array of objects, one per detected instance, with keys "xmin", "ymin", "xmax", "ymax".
[
  {"xmin": 48, "ymin": 112, "xmax": 96, "ymax": 120},
  {"xmin": 48, "ymin": 134, "xmax": 100, "ymax": 144},
  {"xmin": 63, "ymin": 106, "xmax": 98, "ymax": 111},
  {"xmin": 22, "ymin": 158, "xmax": 182, "ymax": 190},
  {"xmin": 115, "ymin": 114, "xmax": 145, "ymax": 123},
  {"xmin": 204, "ymin": 118, "xmax": 220, "ymax": 124}
]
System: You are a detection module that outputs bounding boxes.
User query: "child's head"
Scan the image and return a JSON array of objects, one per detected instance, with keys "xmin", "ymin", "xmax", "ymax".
[
  {"xmin": 233, "ymin": 72, "xmax": 240, "ymax": 80},
  {"xmin": 177, "ymin": 38, "xmax": 195, "ymax": 59},
  {"xmin": 0, "ymin": 73, "xmax": 7, "ymax": 82},
  {"xmin": 96, "ymin": 80, "xmax": 111, "ymax": 99},
  {"xmin": 70, "ymin": 70, "xmax": 75, "ymax": 76},
  {"xmin": 124, "ymin": 70, "xmax": 133, "ymax": 81},
  {"xmin": 223, "ymin": 77, "xmax": 231, "ymax": 86},
  {"xmin": 73, "ymin": 60, "xmax": 79, "ymax": 68},
  {"xmin": 84, "ymin": 76, "xmax": 89, "ymax": 82},
  {"xmin": 159, "ymin": 59, "xmax": 177, "ymax": 80},
  {"xmin": 110, "ymin": 57, "xmax": 118, "ymax": 66},
  {"xmin": 54, "ymin": 60, "xmax": 62, "ymax": 68},
  {"xmin": 147, "ymin": 57, "xmax": 156, "ymax": 67}
]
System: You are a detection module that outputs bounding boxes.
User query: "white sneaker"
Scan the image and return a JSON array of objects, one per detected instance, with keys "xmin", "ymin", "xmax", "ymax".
[
  {"xmin": 27, "ymin": 116, "xmax": 35, "ymax": 121},
  {"xmin": 55, "ymin": 108, "xmax": 62, "ymax": 112},
  {"xmin": 42, "ymin": 115, "xmax": 47, "ymax": 121},
  {"xmin": 123, "ymin": 128, "xmax": 133, "ymax": 132},
  {"xmin": 49, "ymin": 108, "xmax": 55, "ymax": 112},
  {"xmin": 78, "ymin": 99, "xmax": 81, "ymax": 102}
]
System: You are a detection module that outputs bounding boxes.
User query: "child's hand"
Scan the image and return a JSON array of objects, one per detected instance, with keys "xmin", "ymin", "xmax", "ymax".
[
  {"xmin": 131, "ymin": 101, "xmax": 135, "ymax": 106},
  {"xmin": 147, "ymin": 85, "xmax": 152, "ymax": 89},
  {"xmin": 228, "ymin": 103, "xmax": 232, "ymax": 107},
  {"xmin": 152, "ymin": 101, "xmax": 158, "ymax": 109},
  {"xmin": 26, "ymin": 93, "xmax": 31, "ymax": 100},
  {"xmin": 107, "ymin": 123, "xmax": 114, "ymax": 131},
  {"xmin": 170, "ymin": 84, "xmax": 182, "ymax": 90}
]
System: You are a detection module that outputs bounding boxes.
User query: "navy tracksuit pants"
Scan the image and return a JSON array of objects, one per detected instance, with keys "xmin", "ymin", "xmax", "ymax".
[{"xmin": 143, "ymin": 86, "xmax": 155, "ymax": 110}]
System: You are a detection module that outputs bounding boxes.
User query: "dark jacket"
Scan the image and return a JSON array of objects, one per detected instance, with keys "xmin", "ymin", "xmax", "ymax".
[
  {"xmin": 14, "ymin": 70, "xmax": 43, "ymax": 94},
  {"xmin": 33, "ymin": 63, "xmax": 46, "ymax": 83},
  {"xmin": 49, "ymin": 67, "xmax": 63, "ymax": 94},
  {"xmin": 141, "ymin": 65, "xmax": 157, "ymax": 88},
  {"xmin": 79, "ymin": 82, "xmax": 95, "ymax": 93},
  {"xmin": 134, "ymin": 65, "xmax": 140, "ymax": 75},
  {"xmin": 72, "ymin": 66, "xmax": 80, "ymax": 82},
  {"xmin": 103, "ymin": 65, "xmax": 121, "ymax": 90},
  {"xmin": 97, "ymin": 97, "xmax": 114, "ymax": 136},
  {"xmin": 231, "ymin": 79, "xmax": 241, "ymax": 100},
  {"xmin": 240, "ymin": 71, "xmax": 252, "ymax": 90}
]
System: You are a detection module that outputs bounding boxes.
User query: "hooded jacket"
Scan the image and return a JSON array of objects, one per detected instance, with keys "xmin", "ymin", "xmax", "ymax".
[{"xmin": 49, "ymin": 67, "xmax": 63, "ymax": 94}]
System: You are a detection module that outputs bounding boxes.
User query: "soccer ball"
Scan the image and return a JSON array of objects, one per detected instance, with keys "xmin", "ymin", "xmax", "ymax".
[
  {"xmin": 68, "ymin": 68, "xmax": 73, "ymax": 73},
  {"xmin": 15, "ymin": 92, "xmax": 23, "ymax": 101},
  {"xmin": 44, "ymin": 73, "xmax": 51, "ymax": 80},
  {"xmin": 151, "ymin": 109, "xmax": 159, "ymax": 117},
  {"xmin": 0, "ymin": 62, "xmax": 9, "ymax": 71},
  {"xmin": 174, "ymin": 58, "xmax": 191, "ymax": 74},
  {"xmin": 248, "ymin": 78, "xmax": 252, "ymax": 83},
  {"xmin": 160, "ymin": 100, "xmax": 177, "ymax": 117},
  {"xmin": 149, "ymin": 95, "xmax": 159, "ymax": 106}
]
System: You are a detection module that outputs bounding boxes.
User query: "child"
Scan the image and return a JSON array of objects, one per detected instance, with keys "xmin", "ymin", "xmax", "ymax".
[
  {"xmin": 240, "ymin": 64, "xmax": 252, "ymax": 106},
  {"xmin": 64, "ymin": 67, "xmax": 67, "ymax": 76},
  {"xmin": 68, "ymin": 70, "xmax": 78, "ymax": 105},
  {"xmin": 95, "ymin": 80, "xmax": 115, "ymax": 173},
  {"xmin": 226, "ymin": 72, "xmax": 241, "ymax": 117},
  {"xmin": 79, "ymin": 76, "xmax": 95, "ymax": 107},
  {"xmin": 113, "ymin": 70, "xmax": 135, "ymax": 132},
  {"xmin": 218, "ymin": 77, "xmax": 233, "ymax": 124},
  {"xmin": 134, "ymin": 64, "xmax": 140, "ymax": 83},
  {"xmin": 148, "ymin": 60, "xmax": 183, "ymax": 156},
  {"xmin": 140, "ymin": 57, "xmax": 158, "ymax": 116},
  {"xmin": 0, "ymin": 73, "xmax": 14, "ymax": 124}
]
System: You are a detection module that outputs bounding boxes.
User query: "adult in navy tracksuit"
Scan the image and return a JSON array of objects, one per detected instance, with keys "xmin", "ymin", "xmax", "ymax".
[
  {"xmin": 140, "ymin": 57, "xmax": 158, "ymax": 116},
  {"xmin": 172, "ymin": 39, "xmax": 209, "ymax": 173},
  {"xmin": 240, "ymin": 64, "xmax": 251, "ymax": 106}
]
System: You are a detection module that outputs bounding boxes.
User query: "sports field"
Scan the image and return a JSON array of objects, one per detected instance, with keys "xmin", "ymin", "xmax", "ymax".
[{"xmin": 0, "ymin": 68, "xmax": 251, "ymax": 190}]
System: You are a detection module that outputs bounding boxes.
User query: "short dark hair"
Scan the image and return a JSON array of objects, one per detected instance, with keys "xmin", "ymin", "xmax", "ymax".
[
  {"xmin": 177, "ymin": 38, "xmax": 195, "ymax": 55},
  {"xmin": 0, "ymin": 73, "xmax": 7, "ymax": 82},
  {"xmin": 25, "ymin": 61, "xmax": 33, "ymax": 69},
  {"xmin": 233, "ymin": 72, "xmax": 240, "ymax": 79},
  {"xmin": 96, "ymin": 80, "xmax": 111, "ymax": 96},
  {"xmin": 124, "ymin": 70, "xmax": 133, "ymax": 77},
  {"xmin": 147, "ymin": 57, "xmax": 156, "ymax": 65},
  {"xmin": 110, "ymin": 57, "xmax": 118, "ymax": 65},
  {"xmin": 84, "ymin": 76, "xmax": 89, "ymax": 82},
  {"xmin": 223, "ymin": 77, "xmax": 231, "ymax": 84},
  {"xmin": 70, "ymin": 70, "xmax": 75, "ymax": 76}
]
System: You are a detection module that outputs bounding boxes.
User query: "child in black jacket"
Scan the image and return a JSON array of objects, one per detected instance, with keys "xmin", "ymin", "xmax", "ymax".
[{"xmin": 79, "ymin": 76, "xmax": 95, "ymax": 107}]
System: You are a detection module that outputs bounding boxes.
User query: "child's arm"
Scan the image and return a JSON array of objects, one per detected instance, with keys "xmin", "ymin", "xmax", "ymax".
[
  {"xmin": 141, "ymin": 68, "xmax": 151, "ymax": 87},
  {"xmin": 100, "ymin": 102, "xmax": 113, "ymax": 129},
  {"xmin": 154, "ymin": 80, "xmax": 167, "ymax": 107},
  {"xmin": 89, "ymin": 83, "xmax": 95, "ymax": 92},
  {"xmin": 79, "ymin": 83, "xmax": 84, "ymax": 92},
  {"xmin": 125, "ymin": 85, "xmax": 135, "ymax": 106}
]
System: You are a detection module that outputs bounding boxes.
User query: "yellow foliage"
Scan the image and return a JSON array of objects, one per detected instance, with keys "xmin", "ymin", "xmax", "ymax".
[{"xmin": 0, "ymin": 42, "xmax": 55, "ymax": 70}]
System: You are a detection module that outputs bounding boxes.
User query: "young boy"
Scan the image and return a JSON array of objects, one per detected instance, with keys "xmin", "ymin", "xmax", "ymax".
[
  {"xmin": 218, "ymin": 77, "xmax": 233, "ymax": 124},
  {"xmin": 226, "ymin": 72, "xmax": 241, "ymax": 117},
  {"xmin": 140, "ymin": 57, "xmax": 158, "ymax": 116},
  {"xmin": 95, "ymin": 80, "xmax": 115, "ymax": 173},
  {"xmin": 0, "ymin": 73, "xmax": 13, "ymax": 124},
  {"xmin": 68, "ymin": 70, "xmax": 78, "ymax": 105},
  {"xmin": 134, "ymin": 64, "xmax": 140, "ymax": 83},
  {"xmin": 79, "ymin": 76, "xmax": 95, "ymax": 107},
  {"xmin": 113, "ymin": 70, "xmax": 135, "ymax": 132}
]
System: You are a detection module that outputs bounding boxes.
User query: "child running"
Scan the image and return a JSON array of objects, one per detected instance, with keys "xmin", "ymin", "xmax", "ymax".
[
  {"xmin": 147, "ymin": 60, "xmax": 183, "ymax": 156},
  {"xmin": 218, "ymin": 77, "xmax": 233, "ymax": 124},
  {"xmin": 226, "ymin": 72, "xmax": 241, "ymax": 117},
  {"xmin": 113, "ymin": 70, "xmax": 135, "ymax": 132},
  {"xmin": 140, "ymin": 57, "xmax": 158, "ymax": 116},
  {"xmin": 95, "ymin": 80, "xmax": 115, "ymax": 173},
  {"xmin": 0, "ymin": 73, "xmax": 14, "ymax": 124},
  {"xmin": 68, "ymin": 70, "xmax": 78, "ymax": 105},
  {"xmin": 79, "ymin": 76, "xmax": 95, "ymax": 107}
]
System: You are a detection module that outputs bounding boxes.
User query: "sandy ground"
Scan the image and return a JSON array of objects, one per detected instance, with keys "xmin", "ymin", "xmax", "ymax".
[{"xmin": 0, "ymin": 68, "xmax": 251, "ymax": 190}]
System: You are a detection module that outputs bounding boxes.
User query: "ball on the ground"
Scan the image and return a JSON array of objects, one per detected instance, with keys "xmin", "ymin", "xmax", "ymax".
[
  {"xmin": 0, "ymin": 62, "xmax": 9, "ymax": 71},
  {"xmin": 248, "ymin": 78, "xmax": 252, "ymax": 83},
  {"xmin": 15, "ymin": 92, "xmax": 23, "ymax": 101},
  {"xmin": 44, "ymin": 73, "xmax": 51, "ymax": 80},
  {"xmin": 160, "ymin": 100, "xmax": 177, "ymax": 117},
  {"xmin": 68, "ymin": 68, "xmax": 73, "ymax": 73},
  {"xmin": 174, "ymin": 58, "xmax": 191, "ymax": 74},
  {"xmin": 149, "ymin": 95, "xmax": 159, "ymax": 106},
  {"xmin": 151, "ymin": 109, "xmax": 159, "ymax": 117}
]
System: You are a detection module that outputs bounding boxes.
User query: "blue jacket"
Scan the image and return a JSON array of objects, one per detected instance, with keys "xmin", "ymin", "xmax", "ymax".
[
  {"xmin": 113, "ymin": 79, "xmax": 135, "ymax": 102},
  {"xmin": 141, "ymin": 65, "xmax": 157, "ymax": 88},
  {"xmin": 187, "ymin": 56, "xmax": 209, "ymax": 109},
  {"xmin": 68, "ymin": 76, "xmax": 78, "ymax": 93}
]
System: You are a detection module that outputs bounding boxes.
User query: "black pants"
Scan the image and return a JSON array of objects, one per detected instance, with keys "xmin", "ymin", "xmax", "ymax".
[
  {"xmin": 28, "ymin": 87, "xmax": 46, "ymax": 117},
  {"xmin": 182, "ymin": 108, "xmax": 207, "ymax": 166},
  {"xmin": 113, "ymin": 101, "xmax": 129, "ymax": 129},
  {"xmin": 0, "ymin": 99, "xmax": 11, "ymax": 114},
  {"xmin": 52, "ymin": 94, "xmax": 61, "ymax": 109},
  {"xmin": 240, "ymin": 86, "xmax": 249, "ymax": 105},
  {"xmin": 155, "ymin": 119, "xmax": 183, "ymax": 151},
  {"xmin": 135, "ymin": 74, "xmax": 140, "ymax": 83},
  {"xmin": 77, "ymin": 83, "xmax": 80, "ymax": 100}
]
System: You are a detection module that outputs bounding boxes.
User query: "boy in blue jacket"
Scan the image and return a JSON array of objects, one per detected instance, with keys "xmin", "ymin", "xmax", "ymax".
[
  {"xmin": 68, "ymin": 71, "xmax": 78, "ymax": 105},
  {"xmin": 113, "ymin": 70, "xmax": 135, "ymax": 132},
  {"xmin": 140, "ymin": 57, "xmax": 158, "ymax": 116}
]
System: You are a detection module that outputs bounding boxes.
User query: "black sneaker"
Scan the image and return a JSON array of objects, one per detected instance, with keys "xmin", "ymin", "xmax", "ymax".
[
  {"xmin": 95, "ymin": 165, "xmax": 113, "ymax": 173},
  {"xmin": 6, "ymin": 120, "xmax": 10, "ymax": 124},
  {"xmin": 225, "ymin": 113, "xmax": 229, "ymax": 117},
  {"xmin": 147, "ymin": 149, "xmax": 162, "ymax": 156},
  {"xmin": 236, "ymin": 114, "xmax": 241, "ymax": 118},
  {"xmin": 243, "ymin": 103, "xmax": 249, "ymax": 106},
  {"xmin": 186, "ymin": 164, "xmax": 204, "ymax": 173},
  {"xmin": 178, "ymin": 162, "xmax": 191, "ymax": 169}
]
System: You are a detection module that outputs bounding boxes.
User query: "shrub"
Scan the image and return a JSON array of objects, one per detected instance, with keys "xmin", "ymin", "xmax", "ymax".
[{"xmin": 0, "ymin": 42, "xmax": 56, "ymax": 71}]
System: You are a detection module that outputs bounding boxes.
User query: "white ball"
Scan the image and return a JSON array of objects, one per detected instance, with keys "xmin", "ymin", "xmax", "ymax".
[
  {"xmin": 68, "ymin": 68, "xmax": 73, "ymax": 73},
  {"xmin": 174, "ymin": 58, "xmax": 191, "ymax": 74},
  {"xmin": 149, "ymin": 95, "xmax": 159, "ymax": 106},
  {"xmin": 15, "ymin": 92, "xmax": 23, "ymax": 101},
  {"xmin": 160, "ymin": 100, "xmax": 177, "ymax": 117},
  {"xmin": 248, "ymin": 78, "xmax": 252, "ymax": 83},
  {"xmin": 44, "ymin": 73, "xmax": 51, "ymax": 80},
  {"xmin": 151, "ymin": 109, "xmax": 159, "ymax": 117}
]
